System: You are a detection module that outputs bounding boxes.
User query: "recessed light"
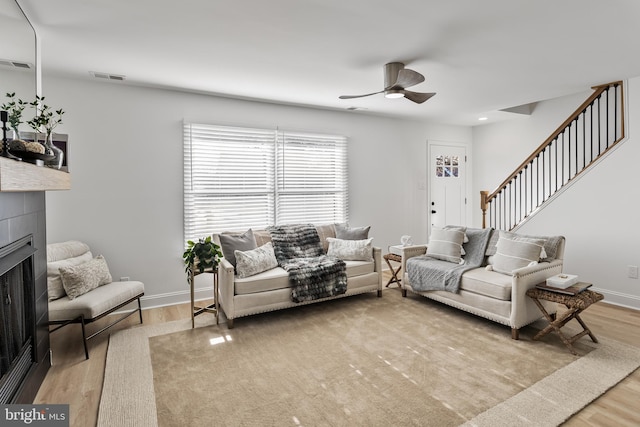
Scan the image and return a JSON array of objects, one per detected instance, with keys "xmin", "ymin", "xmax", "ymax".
[{"xmin": 478, "ymin": 117, "xmax": 488, "ymax": 121}]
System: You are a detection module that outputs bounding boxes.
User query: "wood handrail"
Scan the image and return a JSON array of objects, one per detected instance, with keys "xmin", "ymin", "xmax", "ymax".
[{"xmin": 480, "ymin": 81, "xmax": 624, "ymax": 229}]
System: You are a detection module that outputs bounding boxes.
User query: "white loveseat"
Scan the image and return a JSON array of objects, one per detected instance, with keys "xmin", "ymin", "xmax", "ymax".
[
  {"xmin": 401, "ymin": 229, "xmax": 564, "ymax": 339},
  {"xmin": 214, "ymin": 224, "xmax": 382, "ymax": 328}
]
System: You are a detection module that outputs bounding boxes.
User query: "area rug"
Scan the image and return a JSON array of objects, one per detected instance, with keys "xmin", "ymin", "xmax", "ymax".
[{"xmin": 97, "ymin": 290, "xmax": 640, "ymax": 427}]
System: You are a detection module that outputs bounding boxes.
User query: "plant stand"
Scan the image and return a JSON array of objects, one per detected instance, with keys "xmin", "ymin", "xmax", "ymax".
[{"xmin": 189, "ymin": 267, "xmax": 219, "ymax": 328}]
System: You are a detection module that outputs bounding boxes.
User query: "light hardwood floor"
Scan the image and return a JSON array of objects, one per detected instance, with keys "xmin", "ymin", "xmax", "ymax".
[{"xmin": 35, "ymin": 276, "xmax": 640, "ymax": 427}]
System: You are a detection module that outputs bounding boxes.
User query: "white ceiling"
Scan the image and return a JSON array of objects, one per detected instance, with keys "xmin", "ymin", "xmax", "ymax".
[{"xmin": 18, "ymin": 0, "xmax": 640, "ymax": 126}]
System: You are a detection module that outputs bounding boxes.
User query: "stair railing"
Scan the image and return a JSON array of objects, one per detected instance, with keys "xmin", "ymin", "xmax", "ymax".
[{"xmin": 481, "ymin": 81, "xmax": 624, "ymax": 230}]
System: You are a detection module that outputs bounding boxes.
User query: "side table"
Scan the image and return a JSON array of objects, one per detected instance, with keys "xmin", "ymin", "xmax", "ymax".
[
  {"xmin": 189, "ymin": 267, "xmax": 219, "ymax": 328},
  {"xmin": 526, "ymin": 284, "xmax": 604, "ymax": 355},
  {"xmin": 383, "ymin": 253, "xmax": 402, "ymax": 288}
]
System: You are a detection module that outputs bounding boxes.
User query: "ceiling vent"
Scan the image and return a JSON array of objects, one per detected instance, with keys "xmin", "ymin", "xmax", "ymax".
[
  {"xmin": 90, "ymin": 71, "xmax": 126, "ymax": 81},
  {"xmin": 0, "ymin": 59, "xmax": 33, "ymax": 69}
]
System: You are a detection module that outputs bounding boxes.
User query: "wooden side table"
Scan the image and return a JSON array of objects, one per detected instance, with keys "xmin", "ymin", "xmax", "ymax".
[
  {"xmin": 383, "ymin": 253, "xmax": 402, "ymax": 288},
  {"xmin": 189, "ymin": 267, "xmax": 219, "ymax": 328},
  {"xmin": 526, "ymin": 285, "xmax": 604, "ymax": 355}
]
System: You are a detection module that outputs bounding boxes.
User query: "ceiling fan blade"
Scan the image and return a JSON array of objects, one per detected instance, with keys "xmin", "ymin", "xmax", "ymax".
[
  {"xmin": 391, "ymin": 69, "xmax": 425, "ymax": 89},
  {"xmin": 339, "ymin": 90, "xmax": 384, "ymax": 100},
  {"xmin": 402, "ymin": 90, "xmax": 436, "ymax": 104}
]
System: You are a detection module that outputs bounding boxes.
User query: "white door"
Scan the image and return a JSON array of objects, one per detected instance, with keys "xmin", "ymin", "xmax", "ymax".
[{"xmin": 428, "ymin": 143, "xmax": 467, "ymax": 232}]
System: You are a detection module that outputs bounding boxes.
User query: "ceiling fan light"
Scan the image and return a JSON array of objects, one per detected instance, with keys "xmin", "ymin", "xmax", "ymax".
[{"xmin": 385, "ymin": 90, "xmax": 404, "ymax": 99}]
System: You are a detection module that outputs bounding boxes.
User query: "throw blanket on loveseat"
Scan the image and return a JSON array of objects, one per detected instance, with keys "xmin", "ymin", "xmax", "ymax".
[
  {"xmin": 407, "ymin": 227, "xmax": 493, "ymax": 293},
  {"xmin": 268, "ymin": 224, "xmax": 347, "ymax": 303}
]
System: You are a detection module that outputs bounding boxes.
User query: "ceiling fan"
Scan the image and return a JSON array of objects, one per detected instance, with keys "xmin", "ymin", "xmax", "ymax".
[{"xmin": 339, "ymin": 62, "xmax": 436, "ymax": 104}]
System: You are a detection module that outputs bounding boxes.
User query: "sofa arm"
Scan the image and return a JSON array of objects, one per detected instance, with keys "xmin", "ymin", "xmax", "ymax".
[
  {"xmin": 400, "ymin": 245, "xmax": 427, "ymax": 278},
  {"xmin": 510, "ymin": 259, "xmax": 564, "ymax": 328},
  {"xmin": 218, "ymin": 258, "xmax": 236, "ymax": 320},
  {"xmin": 373, "ymin": 247, "xmax": 383, "ymax": 291}
]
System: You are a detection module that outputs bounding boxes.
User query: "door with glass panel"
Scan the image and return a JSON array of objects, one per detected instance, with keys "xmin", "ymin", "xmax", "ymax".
[{"xmin": 428, "ymin": 143, "xmax": 466, "ymax": 233}]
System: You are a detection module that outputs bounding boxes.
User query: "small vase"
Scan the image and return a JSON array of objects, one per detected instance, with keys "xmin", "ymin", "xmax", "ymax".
[
  {"xmin": 10, "ymin": 128, "xmax": 20, "ymax": 141},
  {"xmin": 43, "ymin": 133, "xmax": 64, "ymax": 170}
]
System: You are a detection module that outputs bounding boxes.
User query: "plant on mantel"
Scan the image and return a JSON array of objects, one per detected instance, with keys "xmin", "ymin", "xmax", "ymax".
[
  {"xmin": 26, "ymin": 95, "xmax": 64, "ymax": 140},
  {"xmin": 1, "ymin": 92, "xmax": 26, "ymax": 137}
]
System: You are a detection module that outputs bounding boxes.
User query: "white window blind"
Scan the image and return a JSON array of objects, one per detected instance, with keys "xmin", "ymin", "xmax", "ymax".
[{"xmin": 184, "ymin": 123, "xmax": 348, "ymax": 243}]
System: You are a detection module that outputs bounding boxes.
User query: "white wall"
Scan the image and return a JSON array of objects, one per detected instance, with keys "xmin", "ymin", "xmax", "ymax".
[
  {"xmin": 472, "ymin": 78, "xmax": 640, "ymax": 309},
  {"xmin": 43, "ymin": 75, "xmax": 471, "ymax": 307}
]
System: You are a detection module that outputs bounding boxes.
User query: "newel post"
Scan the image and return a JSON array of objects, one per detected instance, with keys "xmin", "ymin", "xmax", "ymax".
[{"xmin": 480, "ymin": 190, "xmax": 489, "ymax": 229}]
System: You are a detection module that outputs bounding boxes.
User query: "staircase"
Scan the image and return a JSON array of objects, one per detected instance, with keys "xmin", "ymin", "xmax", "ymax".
[{"xmin": 480, "ymin": 81, "xmax": 625, "ymax": 230}]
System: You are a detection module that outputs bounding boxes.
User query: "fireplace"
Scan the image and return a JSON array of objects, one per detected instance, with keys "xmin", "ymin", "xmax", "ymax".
[
  {"xmin": 0, "ymin": 236, "xmax": 36, "ymax": 403},
  {"xmin": 0, "ymin": 192, "xmax": 50, "ymax": 403}
]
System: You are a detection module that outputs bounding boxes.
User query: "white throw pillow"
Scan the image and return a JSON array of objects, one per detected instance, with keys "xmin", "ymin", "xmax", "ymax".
[
  {"xmin": 491, "ymin": 231, "xmax": 545, "ymax": 275},
  {"xmin": 235, "ymin": 242, "xmax": 279, "ymax": 278},
  {"xmin": 59, "ymin": 255, "xmax": 113, "ymax": 300},
  {"xmin": 426, "ymin": 227, "xmax": 465, "ymax": 264},
  {"xmin": 47, "ymin": 250, "xmax": 94, "ymax": 301},
  {"xmin": 326, "ymin": 237, "xmax": 374, "ymax": 262}
]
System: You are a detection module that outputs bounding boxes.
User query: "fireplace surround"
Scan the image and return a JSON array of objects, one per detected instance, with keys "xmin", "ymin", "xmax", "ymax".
[{"xmin": 0, "ymin": 192, "xmax": 49, "ymax": 403}]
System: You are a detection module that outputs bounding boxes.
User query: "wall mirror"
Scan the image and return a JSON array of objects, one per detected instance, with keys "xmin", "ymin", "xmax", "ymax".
[{"xmin": 0, "ymin": 0, "xmax": 37, "ymax": 126}]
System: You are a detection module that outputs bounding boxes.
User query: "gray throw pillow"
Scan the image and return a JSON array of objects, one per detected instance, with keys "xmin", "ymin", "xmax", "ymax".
[
  {"xmin": 219, "ymin": 229, "xmax": 257, "ymax": 267},
  {"xmin": 335, "ymin": 223, "xmax": 370, "ymax": 240}
]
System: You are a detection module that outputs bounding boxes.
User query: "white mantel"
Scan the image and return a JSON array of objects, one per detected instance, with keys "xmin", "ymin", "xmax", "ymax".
[{"xmin": 0, "ymin": 157, "xmax": 70, "ymax": 191}]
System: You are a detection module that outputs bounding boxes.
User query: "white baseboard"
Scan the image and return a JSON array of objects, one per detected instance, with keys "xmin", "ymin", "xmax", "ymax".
[
  {"xmin": 592, "ymin": 287, "xmax": 640, "ymax": 310},
  {"xmin": 139, "ymin": 286, "xmax": 215, "ymax": 310}
]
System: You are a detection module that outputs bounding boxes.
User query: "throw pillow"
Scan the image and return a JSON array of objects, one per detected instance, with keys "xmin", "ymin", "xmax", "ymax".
[
  {"xmin": 59, "ymin": 255, "xmax": 113, "ymax": 300},
  {"xmin": 326, "ymin": 238, "xmax": 374, "ymax": 262},
  {"xmin": 235, "ymin": 242, "xmax": 279, "ymax": 278},
  {"xmin": 335, "ymin": 223, "xmax": 371, "ymax": 240},
  {"xmin": 219, "ymin": 229, "xmax": 257, "ymax": 267},
  {"xmin": 491, "ymin": 231, "xmax": 545, "ymax": 275},
  {"xmin": 47, "ymin": 250, "xmax": 94, "ymax": 301},
  {"xmin": 426, "ymin": 227, "xmax": 465, "ymax": 264}
]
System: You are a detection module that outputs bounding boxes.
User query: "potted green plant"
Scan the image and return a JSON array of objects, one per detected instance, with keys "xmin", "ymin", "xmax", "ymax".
[
  {"xmin": 183, "ymin": 236, "xmax": 223, "ymax": 284},
  {"xmin": 1, "ymin": 92, "xmax": 27, "ymax": 139},
  {"xmin": 26, "ymin": 95, "xmax": 65, "ymax": 168}
]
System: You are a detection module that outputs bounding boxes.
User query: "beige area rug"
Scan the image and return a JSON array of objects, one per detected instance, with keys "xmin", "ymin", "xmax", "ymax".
[{"xmin": 98, "ymin": 290, "xmax": 640, "ymax": 427}]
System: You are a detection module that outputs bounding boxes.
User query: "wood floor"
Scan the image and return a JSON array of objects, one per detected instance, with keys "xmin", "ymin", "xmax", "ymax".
[{"xmin": 35, "ymin": 275, "xmax": 640, "ymax": 427}]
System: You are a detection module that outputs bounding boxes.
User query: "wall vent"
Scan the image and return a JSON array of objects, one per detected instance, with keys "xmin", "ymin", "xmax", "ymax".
[
  {"xmin": 90, "ymin": 71, "xmax": 126, "ymax": 81},
  {"xmin": 0, "ymin": 59, "xmax": 33, "ymax": 69}
]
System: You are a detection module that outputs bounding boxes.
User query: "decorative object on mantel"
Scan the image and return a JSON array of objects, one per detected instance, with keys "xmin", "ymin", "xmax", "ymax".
[
  {"xmin": 1, "ymin": 110, "xmax": 21, "ymax": 160},
  {"xmin": 26, "ymin": 95, "xmax": 65, "ymax": 169},
  {"xmin": 1, "ymin": 92, "xmax": 26, "ymax": 141}
]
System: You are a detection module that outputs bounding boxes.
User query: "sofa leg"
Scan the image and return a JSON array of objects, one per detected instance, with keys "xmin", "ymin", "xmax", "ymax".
[
  {"xmin": 377, "ymin": 290, "xmax": 382, "ymax": 297},
  {"xmin": 401, "ymin": 289, "xmax": 407, "ymax": 297},
  {"xmin": 511, "ymin": 328, "xmax": 519, "ymax": 340},
  {"xmin": 227, "ymin": 319, "xmax": 234, "ymax": 329}
]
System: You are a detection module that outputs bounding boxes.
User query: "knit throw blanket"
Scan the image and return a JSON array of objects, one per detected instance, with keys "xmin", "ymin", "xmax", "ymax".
[
  {"xmin": 407, "ymin": 227, "xmax": 493, "ymax": 293},
  {"xmin": 267, "ymin": 224, "xmax": 347, "ymax": 303}
]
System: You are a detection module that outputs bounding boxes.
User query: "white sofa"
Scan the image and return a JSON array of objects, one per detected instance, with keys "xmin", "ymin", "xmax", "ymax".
[
  {"xmin": 401, "ymin": 230, "xmax": 564, "ymax": 339},
  {"xmin": 214, "ymin": 225, "xmax": 383, "ymax": 328}
]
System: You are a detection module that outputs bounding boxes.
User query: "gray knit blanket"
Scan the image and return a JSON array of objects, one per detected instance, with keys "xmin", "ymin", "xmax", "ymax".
[
  {"xmin": 407, "ymin": 227, "xmax": 493, "ymax": 293},
  {"xmin": 267, "ymin": 224, "xmax": 347, "ymax": 303}
]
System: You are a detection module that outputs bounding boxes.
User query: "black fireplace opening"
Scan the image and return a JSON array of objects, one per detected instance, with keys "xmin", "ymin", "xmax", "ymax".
[{"xmin": 0, "ymin": 236, "xmax": 37, "ymax": 404}]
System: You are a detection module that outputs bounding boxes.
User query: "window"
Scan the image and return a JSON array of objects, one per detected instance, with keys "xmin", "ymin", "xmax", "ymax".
[{"xmin": 184, "ymin": 123, "xmax": 348, "ymax": 242}]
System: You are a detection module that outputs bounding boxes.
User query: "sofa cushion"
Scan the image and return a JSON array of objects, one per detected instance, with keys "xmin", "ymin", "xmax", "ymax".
[
  {"xmin": 426, "ymin": 227, "xmax": 465, "ymax": 264},
  {"xmin": 335, "ymin": 223, "xmax": 370, "ymax": 240},
  {"xmin": 235, "ymin": 242, "xmax": 279, "ymax": 278},
  {"xmin": 460, "ymin": 268, "xmax": 513, "ymax": 301},
  {"xmin": 492, "ymin": 232, "xmax": 545, "ymax": 275},
  {"xmin": 219, "ymin": 229, "xmax": 257, "ymax": 267},
  {"xmin": 326, "ymin": 237, "xmax": 373, "ymax": 261},
  {"xmin": 315, "ymin": 224, "xmax": 337, "ymax": 252}
]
